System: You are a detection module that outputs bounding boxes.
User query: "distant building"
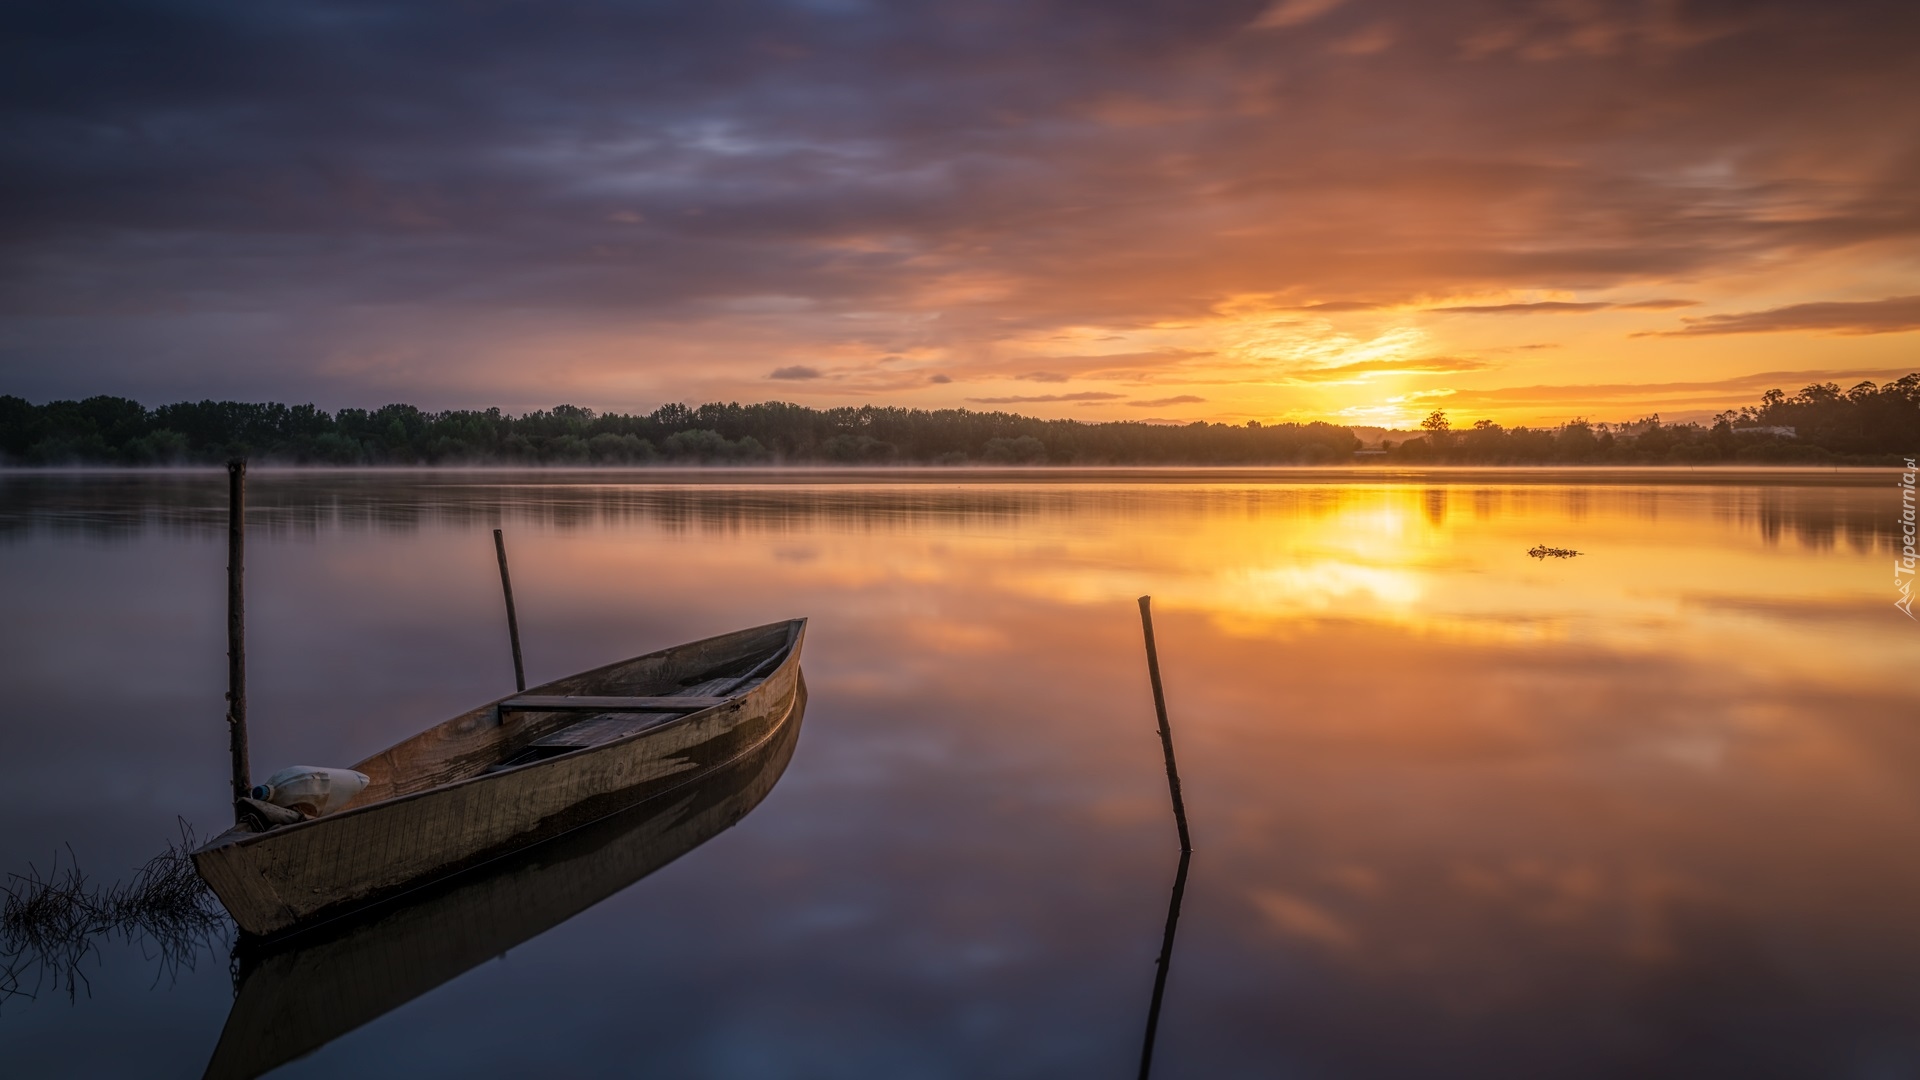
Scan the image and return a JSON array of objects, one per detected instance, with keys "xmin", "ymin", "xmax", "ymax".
[
  {"xmin": 1353, "ymin": 448, "xmax": 1388, "ymax": 459},
  {"xmin": 1732, "ymin": 425, "xmax": 1797, "ymax": 438}
]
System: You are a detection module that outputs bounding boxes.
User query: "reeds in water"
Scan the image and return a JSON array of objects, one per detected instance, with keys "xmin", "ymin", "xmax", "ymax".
[{"xmin": 1, "ymin": 822, "xmax": 229, "ymax": 1006}]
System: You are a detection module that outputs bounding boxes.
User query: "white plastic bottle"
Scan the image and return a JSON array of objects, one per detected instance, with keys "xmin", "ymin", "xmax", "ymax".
[{"xmin": 251, "ymin": 766, "xmax": 370, "ymax": 817}]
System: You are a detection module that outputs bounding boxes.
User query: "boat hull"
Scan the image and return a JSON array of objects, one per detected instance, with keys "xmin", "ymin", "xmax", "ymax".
[
  {"xmin": 202, "ymin": 677, "xmax": 805, "ymax": 1080},
  {"xmin": 194, "ymin": 619, "xmax": 805, "ymax": 937}
]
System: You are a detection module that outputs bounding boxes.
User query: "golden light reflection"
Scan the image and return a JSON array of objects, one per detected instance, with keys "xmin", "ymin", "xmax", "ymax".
[
  {"xmin": 435, "ymin": 475, "xmax": 1912, "ymax": 702},
  {"xmin": 561, "ymin": 480, "xmax": 1853, "ymax": 683},
  {"xmin": 1229, "ymin": 561, "xmax": 1426, "ymax": 614},
  {"xmin": 34, "ymin": 470, "xmax": 1905, "ymax": 1066}
]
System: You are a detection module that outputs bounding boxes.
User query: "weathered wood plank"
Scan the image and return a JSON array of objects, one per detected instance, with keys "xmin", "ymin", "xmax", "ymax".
[
  {"xmin": 501, "ymin": 695, "xmax": 728, "ymax": 712},
  {"xmin": 528, "ymin": 713, "xmax": 678, "ymax": 749}
]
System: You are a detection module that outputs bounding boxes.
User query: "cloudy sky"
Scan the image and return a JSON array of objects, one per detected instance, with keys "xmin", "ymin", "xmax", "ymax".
[{"xmin": 3, "ymin": 0, "xmax": 1916, "ymax": 425}]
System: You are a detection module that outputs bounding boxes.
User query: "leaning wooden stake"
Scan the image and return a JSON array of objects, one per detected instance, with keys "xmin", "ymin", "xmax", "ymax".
[
  {"xmin": 1137, "ymin": 596, "xmax": 1192, "ymax": 852},
  {"xmin": 226, "ymin": 460, "xmax": 250, "ymax": 819},
  {"xmin": 493, "ymin": 528, "xmax": 526, "ymax": 692}
]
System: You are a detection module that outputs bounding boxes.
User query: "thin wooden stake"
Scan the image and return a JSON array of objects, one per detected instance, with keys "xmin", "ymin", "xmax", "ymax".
[
  {"xmin": 493, "ymin": 528, "xmax": 526, "ymax": 692},
  {"xmin": 1137, "ymin": 596, "xmax": 1192, "ymax": 852},
  {"xmin": 226, "ymin": 460, "xmax": 250, "ymax": 818}
]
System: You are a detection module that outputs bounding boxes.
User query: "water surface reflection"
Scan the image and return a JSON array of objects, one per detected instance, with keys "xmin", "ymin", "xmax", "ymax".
[{"xmin": 0, "ymin": 470, "xmax": 1913, "ymax": 1078}]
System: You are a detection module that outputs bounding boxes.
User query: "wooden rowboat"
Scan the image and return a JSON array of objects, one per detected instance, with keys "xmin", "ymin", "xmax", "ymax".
[
  {"xmin": 193, "ymin": 618, "xmax": 806, "ymax": 938},
  {"xmin": 203, "ymin": 677, "xmax": 805, "ymax": 1080}
]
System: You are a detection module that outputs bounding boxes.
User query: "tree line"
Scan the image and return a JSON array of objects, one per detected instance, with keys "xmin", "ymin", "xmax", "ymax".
[
  {"xmin": 0, "ymin": 396, "xmax": 1359, "ymax": 466},
  {"xmin": 1392, "ymin": 374, "xmax": 1919, "ymax": 465},
  {"xmin": 1, "ymin": 374, "xmax": 1913, "ymax": 467}
]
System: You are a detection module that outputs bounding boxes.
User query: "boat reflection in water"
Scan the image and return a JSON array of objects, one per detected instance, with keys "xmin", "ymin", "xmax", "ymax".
[{"xmin": 203, "ymin": 677, "xmax": 807, "ymax": 1080}]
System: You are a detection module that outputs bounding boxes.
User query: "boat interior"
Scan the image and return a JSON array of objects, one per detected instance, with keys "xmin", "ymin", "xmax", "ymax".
[
  {"xmin": 486, "ymin": 644, "xmax": 786, "ymax": 772},
  {"xmin": 338, "ymin": 619, "xmax": 803, "ymax": 810}
]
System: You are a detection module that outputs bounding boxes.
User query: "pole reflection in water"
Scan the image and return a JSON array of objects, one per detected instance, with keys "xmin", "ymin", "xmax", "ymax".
[
  {"xmin": 203, "ymin": 678, "xmax": 806, "ymax": 1080},
  {"xmin": 1136, "ymin": 848, "xmax": 1191, "ymax": 1080}
]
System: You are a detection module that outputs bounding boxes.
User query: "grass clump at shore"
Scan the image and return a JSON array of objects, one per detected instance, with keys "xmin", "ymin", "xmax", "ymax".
[{"xmin": 1, "ymin": 823, "xmax": 229, "ymax": 1005}]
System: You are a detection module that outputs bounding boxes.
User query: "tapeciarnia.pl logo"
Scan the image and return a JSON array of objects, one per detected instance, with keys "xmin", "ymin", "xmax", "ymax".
[{"xmin": 1899, "ymin": 458, "xmax": 1917, "ymax": 619}]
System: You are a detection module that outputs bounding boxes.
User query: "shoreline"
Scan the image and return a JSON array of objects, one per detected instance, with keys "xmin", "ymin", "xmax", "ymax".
[{"xmin": 0, "ymin": 463, "xmax": 1903, "ymax": 487}]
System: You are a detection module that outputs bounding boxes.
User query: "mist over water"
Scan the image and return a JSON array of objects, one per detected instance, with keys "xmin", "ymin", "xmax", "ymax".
[{"xmin": 2, "ymin": 469, "xmax": 1915, "ymax": 1078}]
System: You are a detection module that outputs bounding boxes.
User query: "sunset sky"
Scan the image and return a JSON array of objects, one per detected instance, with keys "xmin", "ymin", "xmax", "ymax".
[{"xmin": 3, "ymin": 0, "xmax": 1916, "ymax": 427}]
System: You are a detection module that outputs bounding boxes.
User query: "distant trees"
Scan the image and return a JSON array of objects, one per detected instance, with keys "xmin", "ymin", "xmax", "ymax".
[
  {"xmin": 2, "ymin": 374, "xmax": 1912, "ymax": 467},
  {"xmin": 982, "ymin": 435, "xmax": 1048, "ymax": 464},
  {"xmin": 1388, "ymin": 376, "xmax": 1920, "ymax": 465},
  {"xmin": 0, "ymin": 396, "xmax": 1359, "ymax": 466},
  {"xmin": 1715, "ymin": 376, "xmax": 1920, "ymax": 456}
]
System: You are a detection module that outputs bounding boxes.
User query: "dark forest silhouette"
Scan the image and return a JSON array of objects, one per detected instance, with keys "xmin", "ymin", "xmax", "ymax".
[
  {"xmin": 1394, "ymin": 375, "xmax": 1920, "ymax": 466},
  {"xmin": 3, "ymin": 375, "xmax": 1915, "ymax": 466}
]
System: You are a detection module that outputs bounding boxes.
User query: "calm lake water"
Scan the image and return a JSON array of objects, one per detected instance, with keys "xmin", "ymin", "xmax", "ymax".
[{"xmin": 1, "ymin": 468, "xmax": 1916, "ymax": 1079}]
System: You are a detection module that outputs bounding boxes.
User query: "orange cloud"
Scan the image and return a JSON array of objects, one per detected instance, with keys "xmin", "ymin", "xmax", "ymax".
[
  {"xmin": 965, "ymin": 392, "xmax": 1125, "ymax": 404},
  {"xmin": 1640, "ymin": 296, "xmax": 1920, "ymax": 337},
  {"xmin": 1433, "ymin": 299, "xmax": 1696, "ymax": 315},
  {"xmin": 1283, "ymin": 356, "xmax": 1492, "ymax": 381},
  {"xmin": 1250, "ymin": 0, "xmax": 1346, "ymax": 31}
]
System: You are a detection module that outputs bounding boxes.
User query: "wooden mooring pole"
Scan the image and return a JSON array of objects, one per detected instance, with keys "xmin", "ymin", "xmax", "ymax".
[
  {"xmin": 226, "ymin": 460, "xmax": 250, "ymax": 818},
  {"xmin": 494, "ymin": 528, "xmax": 526, "ymax": 692},
  {"xmin": 1137, "ymin": 596, "xmax": 1192, "ymax": 853}
]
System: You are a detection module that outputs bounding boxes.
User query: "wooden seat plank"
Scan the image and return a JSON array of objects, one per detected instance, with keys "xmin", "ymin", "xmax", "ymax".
[
  {"xmin": 501, "ymin": 695, "xmax": 729, "ymax": 712},
  {"xmin": 528, "ymin": 713, "xmax": 679, "ymax": 749}
]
